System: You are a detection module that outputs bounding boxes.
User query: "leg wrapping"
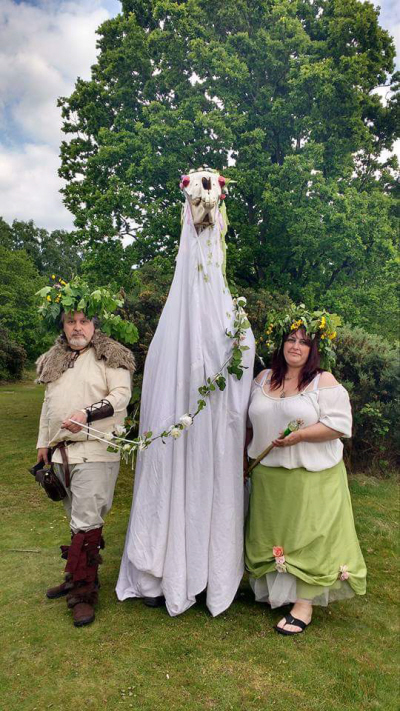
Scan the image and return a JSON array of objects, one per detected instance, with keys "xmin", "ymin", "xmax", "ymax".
[{"xmin": 64, "ymin": 527, "xmax": 103, "ymax": 584}]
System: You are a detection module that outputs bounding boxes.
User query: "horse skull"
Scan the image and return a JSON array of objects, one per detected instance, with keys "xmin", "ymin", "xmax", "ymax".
[{"xmin": 180, "ymin": 168, "xmax": 227, "ymax": 230}]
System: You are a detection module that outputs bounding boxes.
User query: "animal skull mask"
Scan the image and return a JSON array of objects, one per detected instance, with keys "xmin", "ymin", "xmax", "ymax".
[{"xmin": 180, "ymin": 168, "xmax": 227, "ymax": 229}]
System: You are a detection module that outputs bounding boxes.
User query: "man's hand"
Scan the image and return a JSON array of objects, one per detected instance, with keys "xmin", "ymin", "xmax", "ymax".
[
  {"xmin": 37, "ymin": 448, "xmax": 50, "ymax": 465},
  {"xmin": 61, "ymin": 410, "xmax": 88, "ymax": 434}
]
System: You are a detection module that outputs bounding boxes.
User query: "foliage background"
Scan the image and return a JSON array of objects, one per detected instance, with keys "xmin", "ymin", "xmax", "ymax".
[{"xmin": 0, "ymin": 0, "xmax": 398, "ymax": 467}]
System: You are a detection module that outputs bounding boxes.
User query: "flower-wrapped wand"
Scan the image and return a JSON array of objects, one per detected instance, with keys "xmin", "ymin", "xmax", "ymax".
[{"xmin": 247, "ymin": 419, "xmax": 304, "ymax": 475}]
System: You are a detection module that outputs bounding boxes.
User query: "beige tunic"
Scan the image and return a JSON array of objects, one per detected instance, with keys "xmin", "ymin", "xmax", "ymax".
[{"xmin": 37, "ymin": 348, "xmax": 131, "ymax": 464}]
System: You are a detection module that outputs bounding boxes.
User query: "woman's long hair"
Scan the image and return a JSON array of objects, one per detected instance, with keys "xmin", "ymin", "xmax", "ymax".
[{"xmin": 270, "ymin": 328, "xmax": 322, "ymax": 391}]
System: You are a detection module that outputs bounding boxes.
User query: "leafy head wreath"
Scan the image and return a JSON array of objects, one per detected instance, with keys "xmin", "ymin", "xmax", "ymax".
[
  {"xmin": 261, "ymin": 304, "xmax": 341, "ymax": 370},
  {"xmin": 36, "ymin": 275, "xmax": 139, "ymax": 345}
]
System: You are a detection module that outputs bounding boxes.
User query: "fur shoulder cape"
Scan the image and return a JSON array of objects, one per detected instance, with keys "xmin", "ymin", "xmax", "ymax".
[{"xmin": 36, "ymin": 330, "xmax": 136, "ymax": 384}]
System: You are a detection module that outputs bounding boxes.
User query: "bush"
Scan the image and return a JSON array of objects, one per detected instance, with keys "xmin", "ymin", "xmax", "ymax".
[
  {"xmin": 122, "ymin": 257, "xmax": 175, "ymax": 418},
  {"xmin": 334, "ymin": 326, "xmax": 399, "ymax": 472},
  {"xmin": 0, "ymin": 326, "xmax": 27, "ymax": 381}
]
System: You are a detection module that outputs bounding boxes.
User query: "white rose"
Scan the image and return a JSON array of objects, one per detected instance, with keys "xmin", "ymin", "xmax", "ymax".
[
  {"xmin": 170, "ymin": 427, "xmax": 182, "ymax": 439},
  {"xmin": 103, "ymin": 432, "xmax": 114, "ymax": 441},
  {"xmin": 275, "ymin": 563, "xmax": 287, "ymax": 574},
  {"xmin": 114, "ymin": 425, "xmax": 126, "ymax": 436},
  {"xmin": 123, "ymin": 444, "xmax": 131, "ymax": 451},
  {"xmin": 179, "ymin": 414, "xmax": 193, "ymax": 429}
]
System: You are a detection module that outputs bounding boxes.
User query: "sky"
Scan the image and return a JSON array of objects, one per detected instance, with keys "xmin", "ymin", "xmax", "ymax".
[{"xmin": 0, "ymin": 0, "xmax": 398, "ymax": 233}]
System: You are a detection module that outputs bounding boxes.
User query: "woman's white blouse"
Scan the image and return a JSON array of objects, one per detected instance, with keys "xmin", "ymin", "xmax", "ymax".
[{"xmin": 247, "ymin": 371, "xmax": 352, "ymax": 472}]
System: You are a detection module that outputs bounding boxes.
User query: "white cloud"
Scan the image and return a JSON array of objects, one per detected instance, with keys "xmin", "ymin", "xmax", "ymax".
[
  {"xmin": 0, "ymin": 0, "xmax": 120, "ymax": 230},
  {"xmin": 0, "ymin": 142, "xmax": 74, "ymax": 230},
  {"xmin": 0, "ymin": 0, "xmax": 398, "ymax": 232},
  {"xmin": 368, "ymin": 0, "xmax": 400, "ymax": 69}
]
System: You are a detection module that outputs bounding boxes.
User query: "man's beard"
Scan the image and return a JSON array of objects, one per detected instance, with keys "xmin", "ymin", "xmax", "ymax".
[{"xmin": 68, "ymin": 335, "xmax": 91, "ymax": 348}]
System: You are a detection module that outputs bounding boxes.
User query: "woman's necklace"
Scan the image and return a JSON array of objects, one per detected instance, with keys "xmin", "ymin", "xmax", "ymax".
[{"xmin": 280, "ymin": 375, "xmax": 298, "ymax": 399}]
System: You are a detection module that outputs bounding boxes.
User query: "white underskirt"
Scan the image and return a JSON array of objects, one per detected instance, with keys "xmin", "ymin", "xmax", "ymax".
[{"xmin": 250, "ymin": 572, "xmax": 355, "ymax": 608}]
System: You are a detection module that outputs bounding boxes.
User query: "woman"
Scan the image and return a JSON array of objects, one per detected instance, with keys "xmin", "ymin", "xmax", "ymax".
[{"xmin": 245, "ymin": 313, "xmax": 366, "ymax": 635}]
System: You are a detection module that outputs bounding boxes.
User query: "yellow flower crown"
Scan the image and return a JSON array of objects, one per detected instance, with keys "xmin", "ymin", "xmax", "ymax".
[{"xmin": 260, "ymin": 305, "xmax": 341, "ymax": 370}]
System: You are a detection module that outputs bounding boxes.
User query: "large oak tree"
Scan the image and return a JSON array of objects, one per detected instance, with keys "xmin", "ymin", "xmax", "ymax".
[{"xmin": 59, "ymin": 0, "xmax": 399, "ymax": 334}]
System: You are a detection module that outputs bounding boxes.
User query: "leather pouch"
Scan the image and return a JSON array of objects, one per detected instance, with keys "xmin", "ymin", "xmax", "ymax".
[{"xmin": 29, "ymin": 460, "xmax": 67, "ymax": 502}]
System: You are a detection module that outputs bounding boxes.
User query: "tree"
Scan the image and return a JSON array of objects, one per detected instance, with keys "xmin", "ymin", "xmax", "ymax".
[
  {"xmin": 0, "ymin": 246, "xmax": 46, "ymax": 362},
  {"xmin": 0, "ymin": 218, "xmax": 82, "ymax": 279},
  {"xmin": 59, "ymin": 0, "xmax": 399, "ymax": 335}
]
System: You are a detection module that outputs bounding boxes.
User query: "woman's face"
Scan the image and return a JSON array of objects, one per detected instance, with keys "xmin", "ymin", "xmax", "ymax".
[{"xmin": 283, "ymin": 329, "xmax": 311, "ymax": 369}]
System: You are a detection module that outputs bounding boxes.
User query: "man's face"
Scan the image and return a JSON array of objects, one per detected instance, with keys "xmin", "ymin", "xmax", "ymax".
[{"xmin": 63, "ymin": 311, "xmax": 95, "ymax": 350}]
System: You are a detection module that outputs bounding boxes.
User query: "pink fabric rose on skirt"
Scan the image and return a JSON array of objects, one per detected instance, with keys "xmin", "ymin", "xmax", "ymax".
[{"xmin": 272, "ymin": 546, "xmax": 284, "ymax": 558}]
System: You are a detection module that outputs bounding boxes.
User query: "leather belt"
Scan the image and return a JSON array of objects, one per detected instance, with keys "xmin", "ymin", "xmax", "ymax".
[{"xmin": 52, "ymin": 441, "xmax": 74, "ymax": 488}]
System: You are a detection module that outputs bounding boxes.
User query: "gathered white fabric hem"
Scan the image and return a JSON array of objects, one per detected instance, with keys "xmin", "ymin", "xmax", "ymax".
[
  {"xmin": 249, "ymin": 572, "xmax": 355, "ymax": 608},
  {"xmin": 116, "ymin": 564, "xmax": 243, "ymax": 617}
]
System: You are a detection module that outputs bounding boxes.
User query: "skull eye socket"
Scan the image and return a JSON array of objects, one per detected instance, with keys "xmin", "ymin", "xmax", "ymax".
[{"xmin": 202, "ymin": 177, "xmax": 211, "ymax": 190}]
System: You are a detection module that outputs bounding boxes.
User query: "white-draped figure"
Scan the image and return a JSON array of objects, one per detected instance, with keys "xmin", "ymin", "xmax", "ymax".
[{"xmin": 116, "ymin": 169, "xmax": 255, "ymax": 616}]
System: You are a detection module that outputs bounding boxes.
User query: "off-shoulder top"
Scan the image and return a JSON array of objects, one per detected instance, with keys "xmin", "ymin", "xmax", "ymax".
[{"xmin": 247, "ymin": 370, "xmax": 352, "ymax": 472}]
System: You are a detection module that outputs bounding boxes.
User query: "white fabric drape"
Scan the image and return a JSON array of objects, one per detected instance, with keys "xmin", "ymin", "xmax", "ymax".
[{"xmin": 116, "ymin": 202, "xmax": 255, "ymax": 616}]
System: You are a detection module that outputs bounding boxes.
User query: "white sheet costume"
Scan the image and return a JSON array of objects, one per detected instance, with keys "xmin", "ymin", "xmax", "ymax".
[{"xmin": 116, "ymin": 169, "xmax": 255, "ymax": 616}]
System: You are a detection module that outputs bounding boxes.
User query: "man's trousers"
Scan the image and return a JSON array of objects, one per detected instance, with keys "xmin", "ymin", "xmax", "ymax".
[{"xmin": 53, "ymin": 461, "xmax": 119, "ymax": 533}]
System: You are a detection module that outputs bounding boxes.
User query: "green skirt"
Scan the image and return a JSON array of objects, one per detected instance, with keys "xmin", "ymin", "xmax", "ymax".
[{"xmin": 245, "ymin": 460, "xmax": 366, "ymax": 607}]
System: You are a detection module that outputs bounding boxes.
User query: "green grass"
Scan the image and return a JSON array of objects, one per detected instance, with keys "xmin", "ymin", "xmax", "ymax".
[{"xmin": 0, "ymin": 377, "xmax": 398, "ymax": 711}]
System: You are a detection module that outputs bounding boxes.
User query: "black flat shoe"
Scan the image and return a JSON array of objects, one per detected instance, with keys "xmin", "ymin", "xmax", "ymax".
[
  {"xmin": 143, "ymin": 595, "xmax": 165, "ymax": 608},
  {"xmin": 274, "ymin": 613, "xmax": 311, "ymax": 635}
]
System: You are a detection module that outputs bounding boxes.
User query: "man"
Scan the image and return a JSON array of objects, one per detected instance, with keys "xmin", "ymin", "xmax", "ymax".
[{"xmin": 36, "ymin": 310, "xmax": 134, "ymax": 627}]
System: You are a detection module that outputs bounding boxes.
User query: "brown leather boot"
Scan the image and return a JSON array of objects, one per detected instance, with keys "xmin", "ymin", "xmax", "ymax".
[
  {"xmin": 64, "ymin": 527, "xmax": 103, "ymax": 627},
  {"xmin": 71, "ymin": 584, "xmax": 99, "ymax": 627},
  {"xmin": 46, "ymin": 573, "xmax": 74, "ymax": 599},
  {"xmin": 66, "ymin": 577, "xmax": 100, "ymax": 608}
]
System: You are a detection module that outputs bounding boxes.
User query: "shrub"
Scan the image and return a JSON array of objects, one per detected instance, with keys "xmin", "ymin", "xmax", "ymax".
[
  {"xmin": 333, "ymin": 326, "xmax": 399, "ymax": 472},
  {"xmin": 123, "ymin": 257, "xmax": 175, "ymax": 417},
  {"xmin": 0, "ymin": 326, "xmax": 27, "ymax": 381}
]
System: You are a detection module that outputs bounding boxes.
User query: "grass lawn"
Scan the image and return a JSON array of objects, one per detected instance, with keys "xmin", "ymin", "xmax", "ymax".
[{"xmin": 0, "ymin": 376, "xmax": 398, "ymax": 711}]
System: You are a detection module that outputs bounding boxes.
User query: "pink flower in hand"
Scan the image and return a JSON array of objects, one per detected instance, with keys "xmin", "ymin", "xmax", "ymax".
[{"xmin": 273, "ymin": 546, "xmax": 284, "ymax": 558}]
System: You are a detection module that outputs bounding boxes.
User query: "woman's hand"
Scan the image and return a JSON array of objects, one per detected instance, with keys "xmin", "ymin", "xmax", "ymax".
[
  {"xmin": 61, "ymin": 410, "xmax": 87, "ymax": 433},
  {"xmin": 273, "ymin": 423, "xmax": 343, "ymax": 447},
  {"xmin": 272, "ymin": 430, "xmax": 303, "ymax": 448}
]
